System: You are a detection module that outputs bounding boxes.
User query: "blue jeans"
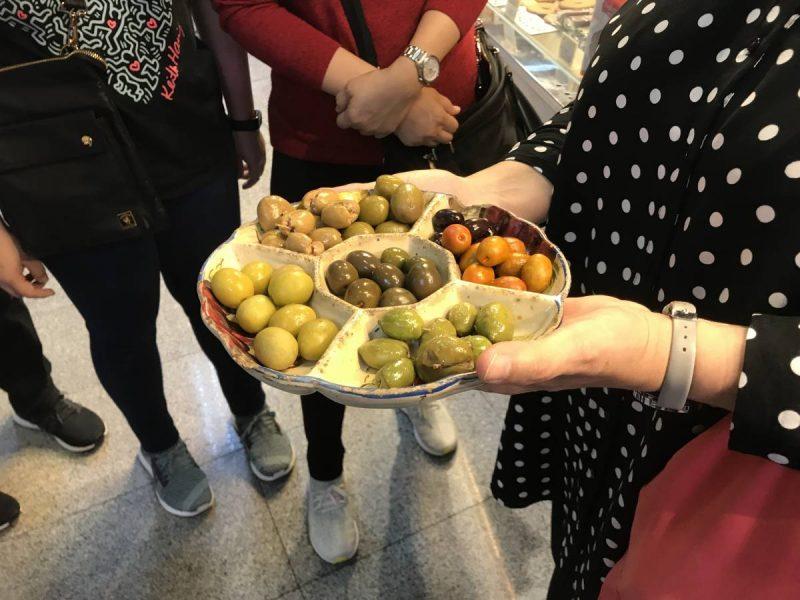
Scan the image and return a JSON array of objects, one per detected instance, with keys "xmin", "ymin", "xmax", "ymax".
[{"xmin": 45, "ymin": 168, "xmax": 264, "ymax": 452}]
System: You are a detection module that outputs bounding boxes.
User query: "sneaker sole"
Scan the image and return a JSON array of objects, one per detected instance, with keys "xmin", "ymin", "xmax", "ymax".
[
  {"xmin": 12, "ymin": 414, "xmax": 106, "ymax": 453},
  {"xmin": 399, "ymin": 408, "xmax": 458, "ymax": 457},
  {"xmin": 249, "ymin": 445, "xmax": 296, "ymax": 482},
  {"xmin": 137, "ymin": 451, "xmax": 215, "ymax": 518}
]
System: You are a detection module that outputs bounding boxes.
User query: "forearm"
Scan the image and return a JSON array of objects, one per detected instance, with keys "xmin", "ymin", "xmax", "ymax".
[
  {"xmin": 322, "ymin": 48, "xmax": 376, "ymax": 96},
  {"xmin": 193, "ymin": 0, "xmax": 254, "ymax": 119},
  {"xmin": 466, "ymin": 161, "xmax": 554, "ymax": 224},
  {"xmin": 409, "ymin": 10, "xmax": 461, "ymax": 61}
]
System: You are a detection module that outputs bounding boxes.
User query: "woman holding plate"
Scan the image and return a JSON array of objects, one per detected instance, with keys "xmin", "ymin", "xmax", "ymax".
[{"xmin": 354, "ymin": 0, "xmax": 800, "ymax": 597}]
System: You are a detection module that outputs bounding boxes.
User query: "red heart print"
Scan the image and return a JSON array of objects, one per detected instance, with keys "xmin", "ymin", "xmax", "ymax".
[
  {"xmin": 107, "ymin": 19, "xmax": 117, "ymax": 29},
  {"xmin": 146, "ymin": 18, "xmax": 157, "ymax": 29},
  {"xmin": 129, "ymin": 60, "xmax": 141, "ymax": 73},
  {"xmin": 17, "ymin": 10, "xmax": 28, "ymax": 20}
]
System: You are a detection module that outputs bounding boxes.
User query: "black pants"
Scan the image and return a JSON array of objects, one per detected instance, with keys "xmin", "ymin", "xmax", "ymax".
[
  {"xmin": 42, "ymin": 167, "xmax": 265, "ymax": 453},
  {"xmin": 271, "ymin": 152, "xmax": 383, "ymax": 481},
  {"xmin": 0, "ymin": 291, "xmax": 62, "ymax": 419}
]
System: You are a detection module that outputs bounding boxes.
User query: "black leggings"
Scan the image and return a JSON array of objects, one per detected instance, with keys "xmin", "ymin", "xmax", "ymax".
[
  {"xmin": 0, "ymin": 291, "xmax": 62, "ymax": 419},
  {"xmin": 271, "ymin": 152, "xmax": 383, "ymax": 481},
  {"xmin": 43, "ymin": 168, "xmax": 265, "ymax": 453}
]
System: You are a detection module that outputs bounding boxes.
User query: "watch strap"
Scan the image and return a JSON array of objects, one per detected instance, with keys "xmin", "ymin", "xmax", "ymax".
[
  {"xmin": 229, "ymin": 110, "xmax": 262, "ymax": 132},
  {"xmin": 403, "ymin": 45, "xmax": 438, "ymax": 85},
  {"xmin": 634, "ymin": 301, "xmax": 697, "ymax": 413}
]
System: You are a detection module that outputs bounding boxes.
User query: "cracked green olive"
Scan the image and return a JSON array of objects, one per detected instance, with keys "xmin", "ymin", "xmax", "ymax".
[
  {"xmin": 376, "ymin": 357, "xmax": 415, "ymax": 388},
  {"xmin": 414, "ymin": 336, "xmax": 475, "ymax": 383},
  {"xmin": 420, "ymin": 318, "xmax": 458, "ymax": 346},
  {"xmin": 379, "ymin": 308, "xmax": 424, "ymax": 341},
  {"xmin": 358, "ymin": 338, "xmax": 410, "ymax": 369},
  {"xmin": 464, "ymin": 334, "xmax": 492, "ymax": 359},
  {"xmin": 447, "ymin": 302, "xmax": 479, "ymax": 336},
  {"xmin": 474, "ymin": 302, "xmax": 515, "ymax": 343},
  {"xmin": 342, "ymin": 221, "xmax": 375, "ymax": 239}
]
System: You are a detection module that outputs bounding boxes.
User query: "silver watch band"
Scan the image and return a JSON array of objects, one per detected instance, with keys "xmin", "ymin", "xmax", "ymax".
[{"xmin": 634, "ymin": 301, "xmax": 697, "ymax": 413}]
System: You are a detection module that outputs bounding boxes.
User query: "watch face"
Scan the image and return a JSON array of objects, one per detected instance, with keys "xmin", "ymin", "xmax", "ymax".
[{"xmin": 422, "ymin": 57, "xmax": 440, "ymax": 83}]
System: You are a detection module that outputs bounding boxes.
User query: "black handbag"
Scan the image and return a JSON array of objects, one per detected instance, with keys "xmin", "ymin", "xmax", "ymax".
[
  {"xmin": 0, "ymin": 1, "xmax": 166, "ymax": 258},
  {"xmin": 339, "ymin": 0, "xmax": 540, "ymax": 176}
]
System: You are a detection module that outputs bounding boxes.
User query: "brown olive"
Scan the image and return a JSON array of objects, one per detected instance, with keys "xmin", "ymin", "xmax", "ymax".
[
  {"xmin": 342, "ymin": 221, "xmax": 375, "ymax": 239},
  {"xmin": 371, "ymin": 263, "xmax": 405, "ymax": 291},
  {"xmin": 277, "ymin": 209, "xmax": 316, "ymax": 235},
  {"xmin": 321, "ymin": 201, "xmax": 360, "ymax": 229},
  {"xmin": 375, "ymin": 221, "xmax": 410, "ymax": 234},
  {"xmin": 346, "ymin": 250, "xmax": 380, "ymax": 279},
  {"xmin": 260, "ymin": 229, "xmax": 286, "ymax": 248},
  {"xmin": 379, "ymin": 287, "xmax": 417, "ymax": 307},
  {"xmin": 390, "ymin": 183, "xmax": 425, "ymax": 224},
  {"xmin": 310, "ymin": 227, "xmax": 342, "ymax": 249},
  {"xmin": 405, "ymin": 264, "xmax": 443, "ymax": 300},
  {"xmin": 257, "ymin": 195, "xmax": 292, "ymax": 231},
  {"xmin": 344, "ymin": 278, "xmax": 381, "ymax": 308},
  {"xmin": 401, "ymin": 256, "xmax": 436, "ymax": 274},
  {"xmin": 325, "ymin": 260, "xmax": 358, "ymax": 296}
]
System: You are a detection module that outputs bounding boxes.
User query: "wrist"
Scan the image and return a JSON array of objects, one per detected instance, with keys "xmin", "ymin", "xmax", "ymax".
[
  {"xmin": 689, "ymin": 320, "xmax": 746, "ymax": 410},
  {"xmin": 388, "ymin": 57, "xmax": 423, "ymax": 96}
]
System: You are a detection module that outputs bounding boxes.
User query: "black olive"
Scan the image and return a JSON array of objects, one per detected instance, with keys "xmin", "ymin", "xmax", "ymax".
[
  {"xmin": 432, "ymin": 209, "xmax": 465, "ymax": 232},
  {"xmin": 464, "ymin": 218, "xmax": 495, "ymax": 242}
]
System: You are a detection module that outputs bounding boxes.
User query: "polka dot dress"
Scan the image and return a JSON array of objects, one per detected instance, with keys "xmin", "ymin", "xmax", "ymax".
[{"xmin": 493, "ymin": 1, "xmax": 800, "ymax": 597}]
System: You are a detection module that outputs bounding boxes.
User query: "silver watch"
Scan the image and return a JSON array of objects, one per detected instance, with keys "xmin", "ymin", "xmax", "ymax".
[
  {"xmin": 633, "ymin": 301, "xmax": 697, "ymax": 413},
  {"xmin": 403, "ymin": 45, "xmax": 440, "ymax": 85}
]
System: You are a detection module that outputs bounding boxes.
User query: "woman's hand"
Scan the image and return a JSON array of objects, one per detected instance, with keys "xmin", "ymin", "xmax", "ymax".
[
  {"xmin": 335, "ymin": 59, "xmax": 421, "ymax": 138},
  {"xmin": 0, "ymin": 224, "xmax": 54, "ymax": 299},
  {"xmin": 395, "ymin": 88, "xmax": 460, "ymax": 147},
  {"xmin": 233, "ymin": 130, "xmax": 267, "ymax": 189},
  {"xmin": 477, "ymin": 295, "xmax": 672, "ymax": 396}
]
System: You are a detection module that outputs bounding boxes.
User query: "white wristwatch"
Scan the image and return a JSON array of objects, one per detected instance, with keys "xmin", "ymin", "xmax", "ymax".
[
  {"xmin": 402, "ymin": 45, "xmax": 440, "ymax": 85},
  {"xmin": 633, "ymin": 301, "xmax": 697, "ymax": 413}
]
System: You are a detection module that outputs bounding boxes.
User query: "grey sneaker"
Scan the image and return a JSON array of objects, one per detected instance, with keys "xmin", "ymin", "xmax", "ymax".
[
  {"xmin": 307, "ymin": 476, "xmax": 359, "ymax": 564},
  {"xmin": 13, "ymin": 396, "xmax": 106, "ymax": 453},
  {"xmin": 235, "ymin": 409, "xmax": 295, "ymax": 482},
  {"xmin": 137, "ymin": 440, "xmax": 213, "ymax": 517},
  {"xmin": 400, "ymin": 400, "xmax": 458, "ymax": 457}
]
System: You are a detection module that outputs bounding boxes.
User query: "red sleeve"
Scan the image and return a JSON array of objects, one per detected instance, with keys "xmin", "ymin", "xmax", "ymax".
[
  {"xmin": 423, "ymin": 0, "xmax": 487, "ymax": 36},
  {"xmin": 212, "ymin": 0, "xmax": 341, "ymax": 90}
]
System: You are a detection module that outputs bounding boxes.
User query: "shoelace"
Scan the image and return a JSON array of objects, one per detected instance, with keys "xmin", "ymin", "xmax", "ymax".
[
  {"xmin": 153, "ymin": 443, "xmax": 196, "ymax": 486},
  {"xmin": 53, "ymin": 396, "xmax": 81, "ymax": 425},
  {"xmin": 243, "ymin": 410, "xmax": 280, "ymax": 447},
  {"xmin": 311, "ymin": 485, "xmax": 348, "ymax": 514}
]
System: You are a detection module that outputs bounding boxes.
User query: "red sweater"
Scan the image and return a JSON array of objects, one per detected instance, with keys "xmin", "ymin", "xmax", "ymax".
[{"xmin": 214, "ymin": 0, "xmax": 486, "ymax": 165}]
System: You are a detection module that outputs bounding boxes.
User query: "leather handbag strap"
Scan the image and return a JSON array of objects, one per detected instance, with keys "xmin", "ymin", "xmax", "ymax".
[{"xmin": 339, "ymin": 0, "xmax": 378, "ymax": 66}]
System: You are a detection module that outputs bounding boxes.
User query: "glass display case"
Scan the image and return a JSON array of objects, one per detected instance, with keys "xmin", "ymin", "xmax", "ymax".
[{"xmin": 480, "ymin": 0, "xmax": 624, "ymax": 120}]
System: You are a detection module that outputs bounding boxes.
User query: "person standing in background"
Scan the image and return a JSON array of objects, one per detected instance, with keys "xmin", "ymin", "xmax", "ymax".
[
  {"xmin": 0, "ymin": 0, "xmax": 293, "ymax": 518},
  {"xmin": 212, "ymin": 0, "xmax": 487, "ymax": 564}
]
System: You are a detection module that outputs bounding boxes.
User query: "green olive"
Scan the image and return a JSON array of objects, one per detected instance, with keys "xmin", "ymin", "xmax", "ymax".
[
  {"xmin": 342, "ymin": 221, "xmax": 375, "ymax": 239},
  {"xmin": 379, "ymin": 308, "xmax": 424, "ymax": 341},
  {"xmin": 414, "ymin": 336, "xmax": 475, "ymax": 383},
  {"xmin": 374, "ymin": 174, "xmax": 404, "ymax": 199},
  {"xmin": 358, "ymin": 338, "xmax": 410, "ymax": 369},
  {"xmin": 474, "ymin": 302, "xmax": 515, "ymax": 343},
  {"xmin": 381, "ymin": 247, "xmax": 410, "ymax": 269},
  {"xmin": 297, "ymin": 318, "xmax": 339, "ymax": 361},
  {"xmin": 420, "ymin": 317, "xmax": 458, "ymax": 346},
  {"xmin": 268, "ymin": 304, "xmax": 317, "ymax": 337},
  {"xmin": 376, "ymin": 357, "xmax": 416, "ymax": 388},
  {"xmin": 375, "ymin": 221, "xmax": 410, "ymax": 234},
  {"xmin": 447, "ymin": 302, "xmax": 479, "ymax": 336},
  {"xmin": 390, "ymin": 183, "xmax": 424, "ymax": 224},
  {"xmin": 359, "ymin": 195, "xmax": 390, "ymax": 226},
  {"xmin": 253, "ymin": 327, "xmax": 298, "ymax": 371}
]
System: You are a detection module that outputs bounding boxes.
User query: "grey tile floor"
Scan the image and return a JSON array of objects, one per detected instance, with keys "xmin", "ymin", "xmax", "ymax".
[{"xmin": 0, "ymin": 59, "xmax": 553, "ymax": 600}]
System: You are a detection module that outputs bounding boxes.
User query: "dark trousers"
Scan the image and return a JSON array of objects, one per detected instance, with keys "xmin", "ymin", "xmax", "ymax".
[
  {"xmin": 271, "ymin": 151, "xmax": 383, "ymax": 481},
  {"xmin": 42, "ymin": 167, "xmax": 265, "ymax": 453},
  {"xmin": 0, "ymin": 291, "xmax": 62, "ymax": 419}
]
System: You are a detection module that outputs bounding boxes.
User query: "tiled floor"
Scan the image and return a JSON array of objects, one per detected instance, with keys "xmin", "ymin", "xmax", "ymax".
[{"xmin": 0, "ymin": 59, "xmax": 553, "ymax": 600}]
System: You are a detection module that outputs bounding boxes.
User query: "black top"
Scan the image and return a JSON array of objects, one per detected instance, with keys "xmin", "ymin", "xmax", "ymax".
[
  {"xmin": 492, "ymin": 0, "xmax": 800, "ymax": 597},
  {"xmin": 0, "ymin": 0, "xmax": 234, "ymax": 199}
]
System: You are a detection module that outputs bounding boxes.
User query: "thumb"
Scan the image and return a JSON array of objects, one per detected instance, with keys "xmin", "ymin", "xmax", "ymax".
[
  {"xmin": 476, "ymin": 331, "xmax": 575, "ymax": 387},
  {"xmin": 335, "ymin": 89, "xmax": 351, "ymax": 113}
]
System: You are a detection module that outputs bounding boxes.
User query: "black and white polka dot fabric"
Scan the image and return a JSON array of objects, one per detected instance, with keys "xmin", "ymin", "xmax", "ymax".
[{"xmin": 492, "ymin": 1, "xmax": 800, "ymax": 597}]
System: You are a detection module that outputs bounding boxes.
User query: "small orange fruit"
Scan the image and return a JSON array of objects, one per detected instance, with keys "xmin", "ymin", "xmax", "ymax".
[
  {"xmin": 504, "ymin": 237, "xmax": 526, "ymax": 254},
  {"xmin": 492, "ymin": 276, "xmax": 527, "ymax": 291},
  {"xmin": 441, "ymin": 223, "xmax": 472, "ymax": 256},
  {"xmin": 520, "ymin": 253, "xmax": 553, "ymax": 293},
  {"xmin": 476, "ymin": 236, "xmax": 511, "ymax": 267},
  {"xmin": 458, "ymin": 243, "xmax": 480, "ymax": 271},
  {"xmin": 462, "ymin": 263, "xmax": 496, "ymax": 285},
  {"xmin": 496, "ymin": 252, "xmax": 530, "ymax": 277}
]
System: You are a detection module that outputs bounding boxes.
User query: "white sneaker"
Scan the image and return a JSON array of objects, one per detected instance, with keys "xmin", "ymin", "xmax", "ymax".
[
  {"xmin": 307, "ymin": 476, "xmax": 359, "ymax": 564},
  {"xmin": 401, "ymin": 399, "xmax": 458, "ymax": 456}
]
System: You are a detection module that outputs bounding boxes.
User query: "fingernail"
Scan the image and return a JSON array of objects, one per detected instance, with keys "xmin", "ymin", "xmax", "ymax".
[{"xmin": 483, "ymin": 352, "xmax": 511, "ymax": 383}]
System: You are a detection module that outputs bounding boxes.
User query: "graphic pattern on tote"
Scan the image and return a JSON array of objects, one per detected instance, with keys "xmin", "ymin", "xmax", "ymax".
[{"xmin": 1, "ymin": 0, "xmax": 173, "ymax": 103}]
